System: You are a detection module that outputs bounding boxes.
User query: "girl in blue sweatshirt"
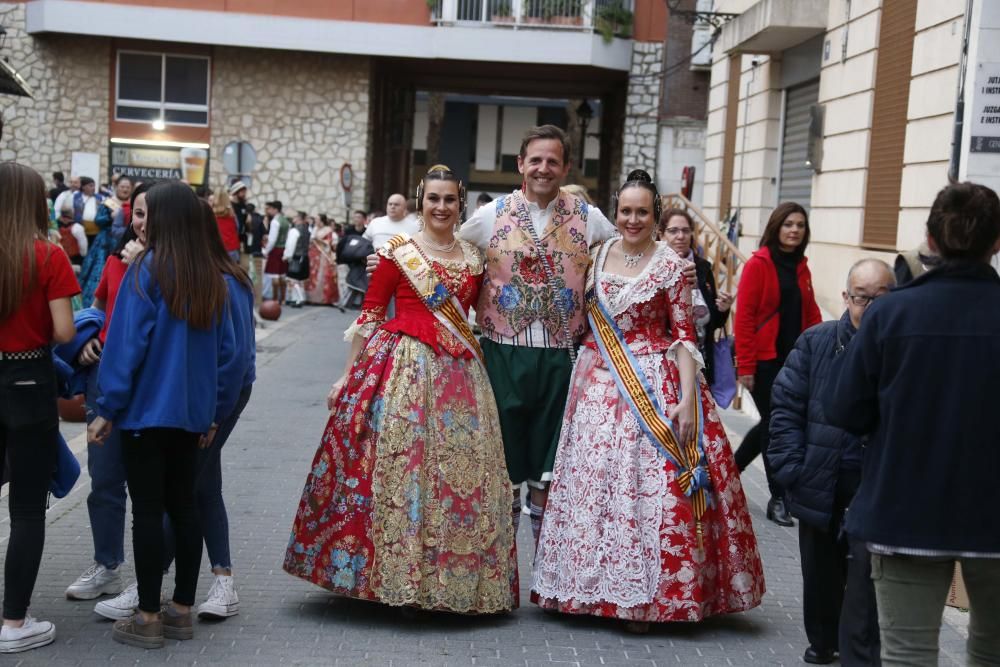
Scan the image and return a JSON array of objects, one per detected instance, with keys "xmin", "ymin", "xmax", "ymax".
[
  {"xmin": 159, "ymin": 199, "xmax": 255, "ymax": 621},
  {"xmin": 88, "ymin": 181, "xmax": 240, "ymax": 649}
]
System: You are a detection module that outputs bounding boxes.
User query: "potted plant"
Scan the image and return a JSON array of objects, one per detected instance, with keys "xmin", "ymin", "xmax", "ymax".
[
  {"xmin": 426, "ymin": 0, "xmax": 441, "ymax": 22},
  {"xmin": 544, "ymin": 0, "xmax": 583, "ymax": 26},
  {"xmin": 596, "ymin": 0, "xmax": 633, "ymax": 42},
  {"xmin": 491, "ymin": 0, "xmax": 514, "ymax": 23}
]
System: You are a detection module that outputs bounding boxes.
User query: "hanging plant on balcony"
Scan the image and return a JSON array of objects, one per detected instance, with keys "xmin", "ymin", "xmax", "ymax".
[
  {"xmin": 426, "ymin": 0, "xmax": 440, "ymax": 21},
  {"xmin": 596, "ymin": 0, "xmax": 633, "ymax": 43},
  {"xmin": 543, "ymin": 0, "xmax": 584, "ymax": 26},
  {"xmin": 491, "ymin": 0, "xmax": 514, "ymax": 22}
]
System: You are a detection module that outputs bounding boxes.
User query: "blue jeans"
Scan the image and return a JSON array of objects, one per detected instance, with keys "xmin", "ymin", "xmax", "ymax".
[
  {"xmin": 84, "ymin": 364, "xmax": 127, "ymax": 569},
  {"xmin": 163, "ymin": 385, "xmax": 252, "ymax": 571}
]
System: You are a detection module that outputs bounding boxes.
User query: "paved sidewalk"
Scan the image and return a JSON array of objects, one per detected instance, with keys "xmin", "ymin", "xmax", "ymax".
[{"xmin": 2, "ymin": 307, "xmax": 970, "ymax": 665}]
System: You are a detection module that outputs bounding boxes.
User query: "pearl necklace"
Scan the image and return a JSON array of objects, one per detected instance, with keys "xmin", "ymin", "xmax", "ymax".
[
  {"xmin": 622, "ymin": 238, "xmax": 654, "ymax": 268},
  {"xmin": 420, "ymin": 233, "xmax": 457, "ymax": 253}
]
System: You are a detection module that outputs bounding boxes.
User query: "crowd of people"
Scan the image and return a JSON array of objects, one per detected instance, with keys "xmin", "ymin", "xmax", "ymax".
[{"xmin": 0, "ymin": 123, "xmax": 998, "ymax": 667}]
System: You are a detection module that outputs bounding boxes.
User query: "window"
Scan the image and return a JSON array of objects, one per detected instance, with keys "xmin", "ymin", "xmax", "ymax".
[{"xmin": 116, "ymin": 51, "xmax": 210, "ymax": 127}]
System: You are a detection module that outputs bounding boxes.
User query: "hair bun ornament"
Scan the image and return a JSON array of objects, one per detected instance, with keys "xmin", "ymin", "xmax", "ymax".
[
  {"xmin": 626, "ymin": 169, "xmax": 653, "ymax": 184},
  {"xmin": 428, "ymin": 164, "xmax": 453, "ymax": 174}
]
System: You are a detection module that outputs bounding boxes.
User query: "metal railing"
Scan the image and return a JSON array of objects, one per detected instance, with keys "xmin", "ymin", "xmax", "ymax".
[{"xmin": 431, "ymin": 0, "xmax": 635, "ymax": 37}]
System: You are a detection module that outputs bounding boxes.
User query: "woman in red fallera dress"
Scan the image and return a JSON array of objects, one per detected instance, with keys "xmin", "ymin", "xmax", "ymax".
[
  {"xmin": 283, "ymin": 166, "xmax": 516, "ymax": 614},
  {"xmin": 532, "ymin": 171, "xmax": 764, "ymax": 632}
]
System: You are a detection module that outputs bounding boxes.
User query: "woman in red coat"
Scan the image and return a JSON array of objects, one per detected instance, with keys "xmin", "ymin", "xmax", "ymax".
[{"xmin": 733, "ymin": 202, "xmax": 822, "ymax": 526}]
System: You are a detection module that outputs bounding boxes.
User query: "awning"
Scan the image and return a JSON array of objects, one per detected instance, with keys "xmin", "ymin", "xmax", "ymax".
[
  {"xmin": 0, "ymin": 58, "xmax": 33, "ymax": 97},
  {"xmin": 718, "ymin": 0, "xmax": 827, "ymax": 55}
]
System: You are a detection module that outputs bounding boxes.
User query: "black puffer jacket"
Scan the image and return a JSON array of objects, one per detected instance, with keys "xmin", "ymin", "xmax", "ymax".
[{"xmin": 768, "ymin": 311, "xmax": 863, "ymax": 530}]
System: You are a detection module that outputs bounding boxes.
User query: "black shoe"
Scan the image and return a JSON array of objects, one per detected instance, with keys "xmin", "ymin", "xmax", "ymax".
[
  {"xmin": 766, "ymin": 497, "xmax": 795, "ymax": 527},
  {"xmin": 803, "ymin": 646, "xmax": 836, "ymax": 664}
]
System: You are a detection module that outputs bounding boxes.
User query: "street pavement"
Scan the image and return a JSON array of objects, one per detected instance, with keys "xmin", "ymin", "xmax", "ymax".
[{"xmin": 2, "ymin": 306, "xmax": 971, "ymax": 666}]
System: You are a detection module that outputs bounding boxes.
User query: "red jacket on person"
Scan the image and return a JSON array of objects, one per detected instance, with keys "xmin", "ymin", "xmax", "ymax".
[
  {"xmin": 216, "ymin": 214, "xmax": 241, "ymax": 253},
  {"xmin": 734, "ymin": 245, "xmax": 822, "ymax": 377}
]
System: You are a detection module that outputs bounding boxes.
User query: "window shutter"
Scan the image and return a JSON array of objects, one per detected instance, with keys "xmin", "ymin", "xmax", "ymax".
[
  {"xmin": 862, "ymin": 0, "xmax": 918, "ymax": 249},
  {"xmin": 778, "ymin": 79, "xmax": 820, "ymax": 207}
]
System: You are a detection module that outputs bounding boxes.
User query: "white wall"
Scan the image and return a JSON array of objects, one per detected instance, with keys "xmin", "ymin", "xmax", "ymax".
[
  {"xmin": 657, "ymin": 122, "xmax": 706, "ymax": 206},
  {"xmin": 412, "ymin": 98, "xmax": 428, "ymax": 151},
  {"xmin": 500, "ymin": 106, "xmax": 538, "ymax": 155},
  {"xmin": 475, "ymin": 104, "xmax": 499, "ymax": 171}
]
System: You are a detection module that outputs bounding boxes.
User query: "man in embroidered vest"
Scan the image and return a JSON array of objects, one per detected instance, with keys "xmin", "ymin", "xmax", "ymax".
[
  {"xmin": 457, "ymin": 125, "xmax": 616, "ymax": 547},
  {"xmin": 262, "ymin": 200, "xmax": 290, "ymax": 303}
]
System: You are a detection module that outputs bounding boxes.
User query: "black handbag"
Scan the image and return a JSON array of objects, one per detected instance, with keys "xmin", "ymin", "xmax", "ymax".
[{"xmin": 287, "ymin": 254, "xmax": 309, "ymax": 279}]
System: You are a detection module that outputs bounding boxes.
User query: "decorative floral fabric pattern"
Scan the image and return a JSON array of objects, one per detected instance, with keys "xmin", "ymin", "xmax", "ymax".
[
  {"xmin": 531, "ymin": 240, "xmax": 764, "ymax": 622},
  {"xmin": 305, "ymin": 230, "xmax": 340, "ymax": 305},
  {"xmin": 477, "ymin": 192, "xmax": 590, "ymax": 343},
  {"xmin": 286, "ymin": 242, "xmax": 517, "ymax": 613},
  {"xmin": 342, "ymin": 240, "xmax": 483, "ymax": 360}
]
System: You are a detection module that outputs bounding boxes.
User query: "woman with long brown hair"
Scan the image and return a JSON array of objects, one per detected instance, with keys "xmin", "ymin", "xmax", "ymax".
[
  {"xmin": 0, "ymin": 162, "xmax": 79, "ymax": 654},
  {"xmin": 733, "ymin": 202, "xmax": 822, "ymax": 526},
  {"xmin": 87, "ymin": 180, "xmax": 243, "ymax": 649}
]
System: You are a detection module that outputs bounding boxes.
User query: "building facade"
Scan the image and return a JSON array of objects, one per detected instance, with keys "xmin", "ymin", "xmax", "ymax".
[
  {"xmin": 703, "ymin": 0, "xmax": 990, "ymax": 314},
  {"xmin": 0, "ymin": 0, "xmax": 678, "ymax": 218}
]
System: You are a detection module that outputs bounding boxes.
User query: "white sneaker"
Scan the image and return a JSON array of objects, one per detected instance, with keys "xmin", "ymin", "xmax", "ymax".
[
  {"xmin": 94, "ymin": 582, "xmax": 139, "ymax": 620},
  {"xmin": 197, "ymin": 575, "xmax": 239, "ymax": 619},
  {"xmin": 0, "ymin": 617, "xmax": 56, "ymax": 654},
  {"xmin": 66, "ymin": 563, "xmax": 124, "ymax": 600}
]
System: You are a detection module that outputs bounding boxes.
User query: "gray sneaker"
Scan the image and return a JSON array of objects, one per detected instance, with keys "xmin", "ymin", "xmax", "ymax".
[
  {"xmin": 0, "ymin": 617, "xmax": 56, "ymax": 654},
  {"xmin": 66, "ymin": 563, "xmax": 124, "ymax": 600},
  {"xmin": 161, "ymin": 605, "xmax": 193, "ymax": 640},
  {"xmin": 112, "ymin": 614, "xmax": 164, "ymax": 649},
  {"xmin": 94, "ymin": 582, "xmax": 138, "ymax": 620}
]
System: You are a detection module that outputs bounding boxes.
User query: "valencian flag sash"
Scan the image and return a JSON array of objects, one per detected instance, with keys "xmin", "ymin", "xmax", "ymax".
[
  {"xmin": 385, "ymin": 234, "xmax": 485, "ymax": 369},
  {"xmin": 585, "ymin": 244, "xmax": 713, "ymax": 546}
]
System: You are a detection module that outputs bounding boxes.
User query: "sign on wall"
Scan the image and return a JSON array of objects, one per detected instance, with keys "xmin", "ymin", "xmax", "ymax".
[
  {"xmin": 71, "ymin": 152, "xmax": 100, "ymax": 181},
  {"xmin": 970, "ymin": 63, "xmax": 1000, "ymax": 154},
  {"xmin": 109, "ymin": 142, "xmax": 210, "ymax": 186}
]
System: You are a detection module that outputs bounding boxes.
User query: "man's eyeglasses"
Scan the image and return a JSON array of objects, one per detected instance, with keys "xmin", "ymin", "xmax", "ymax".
[
  {"xmin": 846, "ymin": 293, "xmax": 882, "ymax": 307},
  {"xmin": 663, "ymin": 227, "xmax": 693, "ymax": 237}
]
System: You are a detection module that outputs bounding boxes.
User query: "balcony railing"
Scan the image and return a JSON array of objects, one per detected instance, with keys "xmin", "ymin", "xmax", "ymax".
[{"xmin": 430, "ymin": 0, "xmax": 635, "ymax": 39}]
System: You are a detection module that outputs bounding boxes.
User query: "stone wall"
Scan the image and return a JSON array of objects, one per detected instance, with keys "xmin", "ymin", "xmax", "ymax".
[
  {"xmin": 208, "ymin": 47, "xmax": 371, "ymax": 222},
  {"xmin": 0, "ymin": 2, "xmax": 110, "ymax": 177},
  {"xmin": 620, "ymin": 41, "xmax": 663, "ymax": 183}
]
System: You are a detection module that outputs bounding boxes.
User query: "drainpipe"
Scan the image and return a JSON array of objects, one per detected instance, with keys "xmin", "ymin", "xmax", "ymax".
[{"xmin": 949, "ymin": 0, "xmax": 975, "ymax": 182}]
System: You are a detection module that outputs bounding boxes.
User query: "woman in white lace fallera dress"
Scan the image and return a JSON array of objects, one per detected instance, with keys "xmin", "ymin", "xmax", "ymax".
[{"xmin": 531, "ymin": 170, "xmax": 764, "ymax": 633}]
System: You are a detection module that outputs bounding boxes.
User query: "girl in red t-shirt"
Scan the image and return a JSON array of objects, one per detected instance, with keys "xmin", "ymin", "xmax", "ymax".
[{"xmin": 0, "ymin": 162, "xmax": 79, "ymax": 654}]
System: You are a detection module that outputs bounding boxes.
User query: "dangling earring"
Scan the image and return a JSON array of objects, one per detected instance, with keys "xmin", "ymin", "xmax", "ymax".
[{"xmin": 417, "ymin": 214, "xmax": 424, "ymax": 231}]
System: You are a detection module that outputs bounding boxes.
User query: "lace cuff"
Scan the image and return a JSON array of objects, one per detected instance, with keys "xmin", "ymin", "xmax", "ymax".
[
  {"xmin": 667, "ymin": 338, "xmax": 705, "ymax": 371},
  {"xmin": 343, "ymin": 306, "xmax": 386, "ymax": 342}
]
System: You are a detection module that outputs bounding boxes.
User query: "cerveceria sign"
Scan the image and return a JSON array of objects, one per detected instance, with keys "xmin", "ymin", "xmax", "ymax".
[{"xmin": 109, "ymin": 142, "xmax": 210, "ymax": 186}]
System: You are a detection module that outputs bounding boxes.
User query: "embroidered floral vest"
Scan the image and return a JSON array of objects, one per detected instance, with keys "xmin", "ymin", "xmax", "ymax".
[{"xmin": 477, "ymin": 190, "xmax": 591, "ymax": 345}]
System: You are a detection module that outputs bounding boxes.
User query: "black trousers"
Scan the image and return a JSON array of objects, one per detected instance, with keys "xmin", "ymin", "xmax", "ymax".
[
  {"xmin": 733, "ymin": 359, "xmax": 783, "ymax": 498},
  {"xmin": 0, "ymin": 357, "xmax": 59, "ymax": 620},
  {"xmin": 121, "ymin": 428, "xmax": 202, "ymax": 612},
  {"xmin": 798, "ymin": 470, "xmax": 881, "ymax": 665}
]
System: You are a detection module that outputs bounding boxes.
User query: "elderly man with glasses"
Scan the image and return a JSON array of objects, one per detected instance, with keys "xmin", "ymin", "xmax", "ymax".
[{"xmin": 768, "ymin": 258, "xmax": 896, "ymax": 666}]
